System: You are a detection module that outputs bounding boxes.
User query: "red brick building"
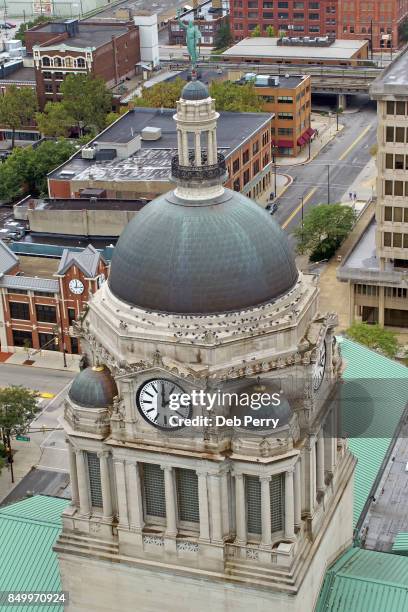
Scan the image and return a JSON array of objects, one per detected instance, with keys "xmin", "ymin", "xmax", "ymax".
[
  {"xmin": 337, "ymin": 0, "xmax": 408, "ymax": 53},
  {"xmin": 230, "ymin": 0, "xmax": 337, "ymax": 41},
  {"xmin": 0, "ymin": 242, "xmax": 108, "ymax": 356},
  {"xmin": 25, "ymin": 18, "xmax": 140, "ymax": 109}
]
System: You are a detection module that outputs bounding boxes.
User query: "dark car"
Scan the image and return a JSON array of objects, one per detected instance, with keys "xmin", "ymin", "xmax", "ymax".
[
  {"xmin": 266, "ymin": 202, "xmax": 278, "ymax": 215},
  {"xmin": 6, "ymin": 22, "xmax": 17, "ymax": 28},
  {"xmin": 0, "ymin": 22, "xmax": 13, "ymax": 29}
]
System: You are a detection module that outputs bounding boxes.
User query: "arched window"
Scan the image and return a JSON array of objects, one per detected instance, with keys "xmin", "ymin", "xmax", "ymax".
[
  {"xmin": 42, "ymin": 56, "xmax": 51, "ymax": 66},
  {"xmin": 65, "ymin": 57, "xmax": 73, "ymax": 68},
  {"xmin": 77, "ymin": 57, "xmax": 86, "ymax": 68},
  {"xmin": 361, "ymin": 27, "xmax": 366, "ymax": 33},
  {"xmin": 54, "ymin": 57, "xmax": 62, "ymax": 67}
]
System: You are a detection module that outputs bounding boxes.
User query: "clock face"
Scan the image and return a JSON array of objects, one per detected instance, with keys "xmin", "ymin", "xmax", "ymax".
[
  {"xmin": 312, "ymin": 340, "xmax": 326, "ymax": 391},
  {"xmin": 69, "ymin": 279, "xmax": 84, "ymax": 295},
  {"xmin": 136, "ymin": 378, "xmax": 190, "ymax": 430}
]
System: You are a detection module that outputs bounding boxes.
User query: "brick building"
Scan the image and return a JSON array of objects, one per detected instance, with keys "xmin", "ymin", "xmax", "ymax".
[
  {"xmin": 0, "ymin": 242, "xmax": 109, "ymax": 355},
  {"xmin": 25, "ymin": 18, "xmax": 140, "ymax": 109},
  {"xmin": 337, "ymin": 0, "xmax": 408, "ymax": 53},
  {"xmin": 47, "ymin": 106, "xmax": 275, "ymax": 202},
  {"xmin": 237, "ymin": 73, "xmax": 312, "ymax": 156},
  {"xmin": 230, "ymin": 0, "xmax": 337, "ymax": 41}
]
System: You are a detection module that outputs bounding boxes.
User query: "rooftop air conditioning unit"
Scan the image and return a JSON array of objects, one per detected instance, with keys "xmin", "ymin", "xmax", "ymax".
[
  {"xmin": 141, "ymin": 126, "xmax": 162, "ymax": 141},
  {"xmin": 82, "ymin": 146, "xmax": 96, "ymax": 159},
  {"xmin": 269, "ymin": 76, "xmax": 280, "ymax": 86}
]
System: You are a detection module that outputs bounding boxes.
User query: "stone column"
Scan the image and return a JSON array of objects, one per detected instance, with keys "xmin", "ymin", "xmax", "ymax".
[
  {"xmin": 68, "ymin": 442, "xmax": 79, "ymax": 507},
  {"xmin": 220, "ymin": 471, "xmax": 230, "ymax": 537},
  {"xmin": 98, "ymin": 451, "xmax": 113, "ymax": 521},
  {"xmin": 177, "ymin": 129, "xmax": 183, "ymax": 164},
  {"xmin": 76, "ymin": 449, "xmax": 90, "ymax": 517},
  {"xmin": 194, "ymin": 131, "xmax": 201, "ymax": 166},
  {"xmin": 316, "ymin": 432, "xmax": 325, "ymax": 493},
  {"xmin": 197, "ymin": 471, "xmax": 210, "ymax": 541},
  {"xmin": 209, "ymin": 473, "xmax": 223, "ymax": 543},
  {"xmin": 127, "ymin": 461, "xmax": 144, "ymax": 532},
  {"xmin": 235, "ymin": 474, "xmax": 246, "ymax": 545},
  {"xmin": 284, "ymin": 469, "xmax": 295, "ymax": 539},
  {"xmin": 208, "ymin": 130, "xmax": 214, "ymax": 164},
  {"xmin": 294, "ymin": 461, "xmax": 302, "ymax": 528},
  {"xmin": 212, "ymin": 128, "xmax": 218, "ymax": 162},
  {"xmin": 379, "ymin": 285, "xmax": 385, "ymax": 326},
  {"xmin": 260, "ymin": 476, "xmax": 272, "ymax": 548},
  {"xmin": 182, "ymin": 131, "xmax": 189, "ymax": 165},
  {"xmin": 114, "ymin": 459, "xmax": 129, "ymax": 528},
  {"xmin": 306, "ymin": 435, "xmax": 316, "ymax": 513},
  {"xmin": 162, "ymin": 465, "xmax": 177, "ymax": 537}
]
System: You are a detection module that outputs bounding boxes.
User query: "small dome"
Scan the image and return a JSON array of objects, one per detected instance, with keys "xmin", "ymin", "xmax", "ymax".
[
  {"xmin": 232, "ymin": 381, "xmax": 293, "ymax": 431},
  {"xmin": 181, "ymin": 80, "xmax": 209, "ymax": 101},
  {"xmin": 69, "ymin": 365, "xmax": 118, "ymax": 408}
]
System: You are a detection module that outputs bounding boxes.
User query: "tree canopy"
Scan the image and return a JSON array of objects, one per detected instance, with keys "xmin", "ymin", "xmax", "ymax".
[
  {"xmin": 266, "ymin": 25, "xmax": 276, "ymax": 37},
  {"xmin": 134, "ymin": 78, "xmax": 185, "ymax": 109},
  {"xmin": 213, "ymin": 18, "xmax": 233, "ymax": 50},
  {"xmin": 0, "ymin": 86, "xmax": 38, "ymax": 148},
  {"xmin": 209, "ymin": 80, "xmax": 263, "ymax": 112},
  {"xmin": 59, "ymin": 74, "xmax": 113, "ymax": 134},
  {"xmin": 346, "ymin": 323, "xmax": 399, "ymax": 358},
  {"xmin": 251, "ymin": 25, "xmax": 261, "ymax": 37},
  {"xmin": 294, "ymin": 203, "xmax": 356, "ymax": 261},
  {"xmin": 0, "ymin": 386, "xmax": 39, "ymax": 437},
  {"xmin": 35, "ymin": 102, "xmax": 76, "ymax": 138},
  {"xmin": 0, "ymin": 139, "xmax": 76, "ymax": 201}
]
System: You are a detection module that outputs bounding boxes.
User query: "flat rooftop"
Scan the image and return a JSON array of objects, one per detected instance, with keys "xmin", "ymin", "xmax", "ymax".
[
  {"xmin": 18, "ymin": 255, "xmax": 60, "ymax": 277},
  {"xmin": 33, "ymin": 22, "xmax": 131, "ymax": 49},
  {"xmin": 223, "ymin": 37, "xmax": 367, "ymax": 60},
  {"xmin": 49, "ymin": 106, "xmax": 272, "ymax": 183},
  {"xmin": 0, "ymin": 66, "xmax": 35, "ymax": 83},
  {"xmin": 89, "ymin": 0, "xmax": 199, "ymax": 19},
  {"xmin": 251, "ymin": 75, "xmax": 306, "ymax": 89},
  {"xmin": 370, "ymin": 48, "xmax": 408, "ymax": 97},
  {"xmin": 178, "ymin": 0, "xmax": 228, "ymax": 22},
  {"xmin": 39, "ymin": 198, "xmax": 148, "ymax": 211}
]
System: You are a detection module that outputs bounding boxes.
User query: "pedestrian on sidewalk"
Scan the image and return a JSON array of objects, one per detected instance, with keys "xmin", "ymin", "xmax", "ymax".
[
  {"xmin": 353, "ymin": 192, "xmax": 357, "ymax": 202},
  {"xmin": 349, "ymin": 192, "xmax": 352, "ymax": 201}
]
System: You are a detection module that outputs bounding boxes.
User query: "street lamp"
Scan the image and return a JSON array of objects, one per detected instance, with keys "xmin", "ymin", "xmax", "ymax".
[{"xmin": 53, "ymin": 324, "xmax": 67, "ymax": 368}]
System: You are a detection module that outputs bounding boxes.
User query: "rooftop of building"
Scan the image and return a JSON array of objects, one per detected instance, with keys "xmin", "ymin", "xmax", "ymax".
[
  {"xmin": 370, "ymin": 48, "xmax": 408, "ymax": 98},
  {"xmin": 36, "ymin": 198, "xmax": 148, "ymax": 211},
  {"xmin": 240, "ymin": 73, "xmax": 307, "ymax": 90},
  {"xmin": 0, "ymin": 65, "xmax": 36, "ymax": 83},
  {"xmin": 88, "ymin": 0, "xmax": 197, "ymax": 19},
  {"xmin": 222, "ymin": 37, "xmax": 368, "ymax": 60},
  {"xmin": 31, "ymin": 20, "xmax": 133, "ymax": 50},
  {"xmin": 316, "ymin": 547, "xmax": 408, "ymax": 612},
  {"xmin": 175, "ymin": 0, "xmax": 228, "ymax": 22},
  {"xmin": 49, "ymin": 106, "xmax": 272, "ymax": 182},
  {"xmin": 19, "ymin": 254, "xmax": 60, "ymax": 277}
]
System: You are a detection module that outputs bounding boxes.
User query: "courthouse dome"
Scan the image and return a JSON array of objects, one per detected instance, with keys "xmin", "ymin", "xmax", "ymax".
[
  {"xmin": 69, "ymin": 365, "xmax": 118, "ymax": 408},
  {"xmin": 109, "ymin": 188, "xmax": 298, "ymax": 314},
  {"xmin": 181, "ymin": 80, "xmax": 209, "ymax": 101}
]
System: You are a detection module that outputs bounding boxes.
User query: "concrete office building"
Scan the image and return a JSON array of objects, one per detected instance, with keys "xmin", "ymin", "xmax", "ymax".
[{"xmin": 338, "ymin": 50, "xmax": 408, "ymax": 328}]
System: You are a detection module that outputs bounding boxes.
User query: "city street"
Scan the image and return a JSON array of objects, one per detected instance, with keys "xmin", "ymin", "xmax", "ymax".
[{"xmin": 275, "ymin": 100, "xmax": 377, "ymax": 243}]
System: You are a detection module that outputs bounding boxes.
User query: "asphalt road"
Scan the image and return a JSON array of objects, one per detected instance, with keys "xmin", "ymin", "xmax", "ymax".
[
  {"xmin": 0, "ymin": 363, "xmax": 74, "ymax": 395},
  {"xmin": 274, "ymin": 100, "xmax": 378, "ymax": 244}
]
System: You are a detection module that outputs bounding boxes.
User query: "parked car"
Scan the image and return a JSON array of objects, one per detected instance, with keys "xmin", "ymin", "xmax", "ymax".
[
  {"xmin": 266, "ymin": 202, "xmax": 278, "ymax": 215},
  {"xmin": 0, "ymin": 22, "xmax": 15, "ymax": 29}
]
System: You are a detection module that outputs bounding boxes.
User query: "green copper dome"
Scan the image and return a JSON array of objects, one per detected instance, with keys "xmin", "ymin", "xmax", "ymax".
[
  {"xmin": 109, "ymin": 188, "xmax": 298, "ymax": 314},
  {"xmin": 181, "ymin": 80, "xmax": 209, "ymax": 101},
  {"xmin": 69, "ymin": 365, "xmax": 118, "ymax": 408}
]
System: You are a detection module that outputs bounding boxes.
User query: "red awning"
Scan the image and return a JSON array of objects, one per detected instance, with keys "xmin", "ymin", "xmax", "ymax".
[
  {"xmin": 303, "ymin": 132, "xmax": 311, "ymax": 142},
  {"xmin": 306, "ymin": 127, "xmax": 316, "ymax": 137},
  {"xmin": 297, "ymin": 136, "xmax": 306, "ymax": 146},
  {"xmin": 277, "ymin": 139, "xmax": 293, "ymax": 148}
]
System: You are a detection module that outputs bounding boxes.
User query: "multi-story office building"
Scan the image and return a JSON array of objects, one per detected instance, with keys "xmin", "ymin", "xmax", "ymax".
[
  {"xmin": 338, "ymin": 50, "xmax": 408, "ymax": 328},
  {"xmin": 337, "ymin": 0, "xmax": 408, "ymax": 53},
  {"xmin": 230, "ymin": 0, "xmax": 337, "ymax": 41},
  {"xmin": 168, "ymin": 0, "xmax": 228, "ymax": 46}
]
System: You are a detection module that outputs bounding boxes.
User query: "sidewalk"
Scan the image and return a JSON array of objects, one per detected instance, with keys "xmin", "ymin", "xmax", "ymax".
[
  {"xmin": 255, "ymin": 173, "xmax": 292, "ymax": 207},
  {"xmin": 277, "ymin": 113, "xmax": 344, "ymax": 167},
  {"xmin": 1, "ymin": 349, "xmax": 80, "ymax": 372}
]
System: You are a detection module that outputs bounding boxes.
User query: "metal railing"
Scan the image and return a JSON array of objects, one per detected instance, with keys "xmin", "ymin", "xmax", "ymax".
[{"xmin": 171, "ymin": 152, "xmax": 226, "ymax": 181}]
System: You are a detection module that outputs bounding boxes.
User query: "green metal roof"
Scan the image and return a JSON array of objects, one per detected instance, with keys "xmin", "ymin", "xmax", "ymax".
[
  {"xmin": 0, "ymin": 496, "xmax": 69, "ymax": 612},
  {"xmin": 339, "ymin": 337, "xmax": 408, "ymax": 526},
  {"xmin": 392, "ymin": 533, "xmax": 408, "ymax": 555},
  {"xmin": 315, "ymin": 547, "xmax": 408, "ymax": 612}
]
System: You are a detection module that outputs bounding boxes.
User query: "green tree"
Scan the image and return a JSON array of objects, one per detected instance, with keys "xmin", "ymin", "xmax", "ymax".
[
  {"xmin": 105, "ymin": 106, "xmax": 129, "ymax": 127},
  {"xmin": 278, "ymin": 29, "xmax": 287, "ymax": 37},
  {"xmin": 266, "ymin": 25, "xmax": 275, "ymax": 37},
  {"xmin": 209, "ymin": 80, "xmax": 263, "ymax": 112},
  {"xmin": 0, "ymin": 386, "xmax": 39, "ymax": 481},
  {"xmin": 214, "ymin": 18, "xmax": 233, "ymax": 50},
  {"xmin": 0, "ymin": 86, "xmax": 38, "ymax": 148},
  {"xmin": 35, "ymin": 102, "xmax": 75, "ymax": 137},
  {"xmin": 294, "ymin": 204, "xmax": 356, "ymax": 261},
  {"xmin": 0, "ymin": 139, "xmax": 76, "ymax": 201},
  {"xmin": 60, "ymin": 74, "xmax": 113, "ymax": 135},
  {"xmin": 15, "ymin": 15, "xmax": 52, "ymax": 42},
  {"xmin": 346, "ymin": 323, "xmax": 399, "ymax": 358},
  {"xmin": 250, "ymin": 25, "xmax": 261, "ymax": 37},
  {"xmin": 134, "ymin": 78, "xmax": 185, "ymax": 109}
]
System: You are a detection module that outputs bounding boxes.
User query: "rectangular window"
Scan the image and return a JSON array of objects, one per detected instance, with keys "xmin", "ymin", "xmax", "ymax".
[
  {"xmin": 33, "ymin": 291, "xmax": 55, "ymax": 297},
  {"xmin": 394, "ymin": 207, "xmax": 403, "ymax": 222},
  {"xmin": 143, "ymin": 463, "xmax": 166, "ymax": 519},
  {"xmin": 45, "ymin": 83, "xmax": 53, "ymax": 93},
  {"xmin": 405, "ymin": 209, "xmax": 408, "ymax": 222},
  {"xmin": 9, "ymin": 301, "xmax": 30, "ymax": 320},
  {"xmin": 35, "ymin": 304, "xmax": 57, "ymax": 323},
  {"xmin": 270, "ymin": 473, "xmax": 285, "ymax": 532},
  {"xmin": 12, "ymin": 329, "xmax": 32, "ymax": 347},
  {"xmin": 243, "ymin": 169, "xmax": 250, "ymax": 185},
  {"xmin": 387, "ymin": 102, "xmax": 395, "ymax": 116},
  {"xmin": 385, "ymin": 153, "xmax": 393, "ymax": 169},
  {"xmin": 396, "ymin": 127, "xmax": 405, "ymax": 143},
  {"xmin": 246, "ymin": 475, "xmax": 261, "ymax": 534},
  {"xmin": 39, "ymin": 333, "xmax": 57, "ymax": 351},
  {"xmin": 293, "ymin": 12, "xmax": 304, "ymax": 18},
  {"xmin": 309, "ymin": 13, "xmax": 320, "ymax": 19},
  {"xmin": 278, "ymin": 96, "xmax": 293, "ymax": 103},
  {"xmin": 384, "ymin": 180, "xmax": 393, "ymax": 196},
  {"xmin": 396, "ymin": 101, "xmax": 406, "ymax": 115},
  {"xmin": 232, "ymin": 158, "xmax": 240, "ymax": 174},
  {"xmin": 87, "ymin": 452, "xmax": 103, "ymax": 508},
  {"xmin": 253, "ymin": 159, "xmax": 260, "ymax": 174},
  {"xmin": 277, "ymin": 0, "xmax": 288, "ymax": 6},
  {"xmin": 263, "ymin": 1, "xmax": 273, "ymax": 6},
  {"xmin": 8, "ymin": 289, "xmax": 27, "ymax": 295},
  {"xmin": 243, "ymin": 149, "xmax": 249, "ymax": 164},
  {"xmin": 294, "ymin": 1, "xmax": 304, "ymax": 6},
  {"xmin": 278, "ymin": 112, "xmax": 293, "ymax": 120},
  {"xmin": 71, "ymin": 337, "xmax": 79, "ymax": 354},
  {"xmin": 393, "ymin": 233, "xmax": 403, "ymax": 247},
  {"xmin": 404, "ymin": 235, "xmax": 408, "ymax": 248},
  {"xmin": 384, "ymin": 232, "xmax": 392, "ymax": 247},
  {"xmin": 176, "ymin": 468, "xmax": 199, "ymax": 523},
  {"xmin": 386, "ymin": 126, "xmax": 394, "ymax": 142},
  {"xmin": 233, "ymin": 178, "xmax": 240, "ymax": 191},
  {"xmin": 395, "ymin": 154, "xmax": 404, "ymax": 170},
  {"xmin": 253, "ymin": 141, "xmax": 259, "ymax": 155},
  {"xmin": 384, "ymin": 206, "xmax": 392, "ymax": 221},
  {"xmin": 68, "ymin": 308, "xmax": 76, "ymax": 325},
  {"xmin": 395, "ymin": 181, "xmax": 404, "ymax": 196}
]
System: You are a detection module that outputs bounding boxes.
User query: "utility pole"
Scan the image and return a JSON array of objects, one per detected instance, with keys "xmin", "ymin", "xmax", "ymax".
[
  {"xmin": 370, "ymin": 18, "xmax": 373, "ymax": 60},
  {"xmin": 336, "ymin": 109, "xmax": 339, "ymax": 131},
  {"xmin": 308, "ymin": 137, "xmax": 311, "ymax": 161},
  {"xmin": 272, "ymin": 146, "xmax": 277, "ymax": 198},
  {"xmin": 327, "ymin": 164, "xmax": 330, "ymax": 204},
  {"xmin": 300, "ymin": 196, "xmax": 304, "ymax": 242}
]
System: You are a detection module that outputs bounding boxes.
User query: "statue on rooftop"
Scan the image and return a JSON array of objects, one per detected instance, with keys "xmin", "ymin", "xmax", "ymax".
[{"xmin": 177, "ymin": 8, "xmax": 201, "ymax": 69}]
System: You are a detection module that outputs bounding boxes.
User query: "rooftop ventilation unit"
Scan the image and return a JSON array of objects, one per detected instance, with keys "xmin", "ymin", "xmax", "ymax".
[
  {"xmin": 81, "ymin": 146, "xmax": 96, "ymax": 159},
  {"xmin": 141, "ymin": 126, "xmax": 162, "ymax": 141}
]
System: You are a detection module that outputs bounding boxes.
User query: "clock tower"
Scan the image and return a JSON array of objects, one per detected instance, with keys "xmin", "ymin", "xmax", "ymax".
[{"xmin": 56, "ymin": 80, "xmax": 355, "ymax": 612}]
